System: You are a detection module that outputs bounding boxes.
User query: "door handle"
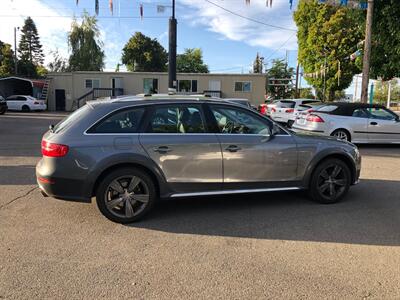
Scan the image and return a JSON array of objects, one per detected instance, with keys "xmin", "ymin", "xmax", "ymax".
[
  {"xmin": 153, "ymin": 146, "xmax": 172, "ymax": 154},
  {"xmin": 370, "ymin": 122, "xmax": 378, "ymax": 126},
  {"xmin": 225, "ymin": 145, "xmax": 241, "ymax": 152}
]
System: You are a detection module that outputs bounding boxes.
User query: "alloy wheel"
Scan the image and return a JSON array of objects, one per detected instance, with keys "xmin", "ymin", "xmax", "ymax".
[
  {"xmin": 317, "ymin": 164, "xmax": 348, "ymax": 201},
  {"xmin": 333, "ymin": 130, "xmax": 348, "ymax": 141},
  {"xmin": 104, "ymin": 175, "xmax": 150, "ymax": 219}
]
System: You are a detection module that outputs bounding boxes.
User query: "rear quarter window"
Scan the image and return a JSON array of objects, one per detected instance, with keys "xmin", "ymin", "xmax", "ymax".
[
  {"xmin": 87, "ymin": 107, "xmax": 145, "ymax": 134},
  {"xmin": 53, "ymin": 105, "xmax": 92, "ymax": 133}
]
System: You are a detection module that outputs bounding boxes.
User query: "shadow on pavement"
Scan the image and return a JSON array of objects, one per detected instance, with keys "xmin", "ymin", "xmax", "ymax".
[
  {"xmin": 358, "ymin": 144, "xmax": 400, "ymax": 158},
  {"xmin": 0, "ymin": 165, "xmax": 37, "ymax": 185},
  {"xmin": 129, "ymin": 179, "xmax": 400, "ymax": 246}
]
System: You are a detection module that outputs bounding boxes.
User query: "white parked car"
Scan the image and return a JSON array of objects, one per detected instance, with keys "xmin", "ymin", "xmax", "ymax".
[
  {"xmin": 6, "ymin": 95, "xmax": 46, "ymax": 112},
  {"xmin": 268, "ymin": 99, "xmax": 318, "ymax": 124},
  {"xmin": 288, "ymin": 102, "xmax": 323, "ymax": 127},
  {"xmin": 292, "ymin": 102, "xmax": 400, "ymax": 144}
]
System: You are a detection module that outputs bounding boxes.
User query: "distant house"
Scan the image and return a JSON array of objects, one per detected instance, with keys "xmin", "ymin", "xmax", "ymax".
[{"xmin": 46, "ymin": 71, "xmax": 266, "ymax": 111}]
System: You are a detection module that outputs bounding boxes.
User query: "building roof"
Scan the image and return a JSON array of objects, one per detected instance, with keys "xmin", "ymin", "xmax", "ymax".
[
  {"xmin": 0, "ymin": 76, "xmax": 45, "ymax": 87},
  {"xmin": 47, "ymin": 71, "xmax": 266, "ymax": 77}
]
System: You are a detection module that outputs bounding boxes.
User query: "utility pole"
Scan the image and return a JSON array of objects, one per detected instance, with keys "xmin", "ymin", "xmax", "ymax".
[
  {"xmin": 360, "ymin": 0, "xmax": 374, "ymax": 103},
  {"xmin": 168, "ymin": 0, "xmax": 177, "ymax": 92},
  {"xmin": 295, "ymin": 63, "xmax": 300, "ymax": 97},
  {"xmin": 322, "ymin": 56, "xmax": 327, "ymax": 102},
  {"xmin": 14, "ymin": 27, "xmax": 19, "ymax": 75}
]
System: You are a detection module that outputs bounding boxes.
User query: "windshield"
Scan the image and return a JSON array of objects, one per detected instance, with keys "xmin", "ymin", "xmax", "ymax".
[{"xmin": 52, "ymin": 105, "xmax": 92, "ymax": 133}]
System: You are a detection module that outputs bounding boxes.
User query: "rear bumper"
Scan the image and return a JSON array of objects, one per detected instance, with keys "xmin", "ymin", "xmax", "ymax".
[
  {"xmin": 36, "ymin": 159, "xmax": 91, "ymax": 203},
  {"xmin": 32, "ymin": 104, "xmax": 47, "ymax": 111}
]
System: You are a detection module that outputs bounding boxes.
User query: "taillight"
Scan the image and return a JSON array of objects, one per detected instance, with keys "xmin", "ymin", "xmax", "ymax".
[
  {"xmin": 306, "ymin": 114, "xmax": 324, "ymax": 123},
  {"xmin": 285, "ymin": 109, "xmax": 294, "ymax": 113},
  {"xmin": 41, "ymin": 140, "xmax": 69, "ymax": 157},
  {"xmin": 259, "ymin": 104, "xmax": 266, "ymax": 115},
  {"xmin": 34, "ymin": 101, "xmax": 39, "ymax": 104},
  {"xmin": 271, "ymin": 107, "xmax": 276, "ymax": 113}
]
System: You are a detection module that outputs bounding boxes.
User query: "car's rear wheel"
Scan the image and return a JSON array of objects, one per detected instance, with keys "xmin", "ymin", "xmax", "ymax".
[
  {"xmin": 0, "ymin": 107, "xmax": 6, "ymax": 115},
  {"xmin": 21, "ymin": 105, "xmax": 30, "ymax": 112},
  {"xmin": 309, "ymin": 158, "xmax": 351, "ymax": 204},
  {"xmin": 331, "ymin": 129, "xmax": 350, "ymax": 142},
  {"xmin": 96, "ymin": 168, "xmax": 156, "ymax": 223}
]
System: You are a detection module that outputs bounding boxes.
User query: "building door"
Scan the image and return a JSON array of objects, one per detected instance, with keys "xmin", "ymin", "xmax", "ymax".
[
  {"xmin": 55, "ymin": 89, "xmax": 66, "ymax": 111},
  {"xmin": 209, "ymin": 80, "xmax": 221, "ymax": 91},
  {"xmin": 111, "ymin": 77, "xmax": 123, "ymax": 96}
]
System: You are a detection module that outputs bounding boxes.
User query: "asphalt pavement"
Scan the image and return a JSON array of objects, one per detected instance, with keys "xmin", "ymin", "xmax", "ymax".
[{"xmin": 0, "ymin": 112, "xmax": 399, "ymax": 299}]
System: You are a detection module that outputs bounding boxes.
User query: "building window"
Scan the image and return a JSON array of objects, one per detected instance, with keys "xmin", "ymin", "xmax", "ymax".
[
  {"xmin": 85, "ymin": 79, "xmax": 100, "ymax": 89},
  {"xmin": 177, "ymin": 80, "xmax": 198, "ymax": 93},
  {"xmin": 234, "ymin": 81, "xmax": 252, "ymax": 92},
  {"xmin": 143, "ymin": 78, "xmax": 159, "ymax": 94}
]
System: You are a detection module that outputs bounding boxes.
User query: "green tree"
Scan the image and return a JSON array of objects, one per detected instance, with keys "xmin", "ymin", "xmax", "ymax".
[
  {"xmin": 68, "ymin": 12, "xmax": 105, "ymax": 71},
  {"xmin": 177, "ymin": 48, "xmax": 209, "ymax": 73},
  {"xmin": 121, "ymin": 32, "xmax": 167, "ymax": 72},
  {"xmin": 252, "ymin": 52, "xmax": 263, "ymax": 74},
  {"xmin": 374, "ymin": 79, "xmax": 400, "ymax": 104},
  {"xmin": 298, "ymin": 88, "xmax": 315, "ymax": 99},
  {"xmin": 48, "ymin": 49, "xmax": 68, "ymax": 72},
  {"xmin": 369, "ymin": 0, "xmax": 400, "ymax": 80},
  {"xmin": 0, "ymin": 41, "xmax": 15, "ymax": 77},
  {"xmin": 267, "ymin": 59, "xmax": 295, "ymax": 99},
  {"xmin": 294, "ymin": 0, "xmax": 363, "ymax": 101},
  {"xmin": 18, "ymin": 17, "xmax": 44, "ymax": 76}
]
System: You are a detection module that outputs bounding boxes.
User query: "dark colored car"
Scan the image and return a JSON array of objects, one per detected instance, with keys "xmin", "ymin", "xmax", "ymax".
[
  {"xmin": 0, "ymin": 96, "xmax": 8, "ymax": 114},
  {"xmin": 37, "ymin": 96, "xmax": 361, "ymax": 223}
]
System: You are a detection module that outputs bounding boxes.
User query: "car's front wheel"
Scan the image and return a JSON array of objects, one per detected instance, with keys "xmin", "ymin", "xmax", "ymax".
[
  {"xmin": 309, "ymin": 158, "xmax": 351, "ymax": 204},
  {"xmin": 96, "ymin": 168, "xmax": 156, "ymax": 223}
]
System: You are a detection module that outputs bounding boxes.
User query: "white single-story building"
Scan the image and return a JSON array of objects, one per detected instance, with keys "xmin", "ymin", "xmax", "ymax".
[{"xmin": 45, "ymin": 71, "xmax": 267, "ymax": 111}]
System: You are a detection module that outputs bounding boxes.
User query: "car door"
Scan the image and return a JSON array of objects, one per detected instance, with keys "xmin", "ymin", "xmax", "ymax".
[
  {"xmin": 6, "ymin": 96, "xmax": 17, "ymax": 110},
  {"xmin": 207, "ymin": 104, "xmax": 298, "ymax": 190},
  {"xmin": 349, "ymin": 108, "xmax": 369, "ymax": 143},
  {"xmin": 367, "ymin": 107, "xmax": 400, "ymax": 143},
  {"xmin": 139, "ymin": 103, "xmax": 223, "ymax": 194}
]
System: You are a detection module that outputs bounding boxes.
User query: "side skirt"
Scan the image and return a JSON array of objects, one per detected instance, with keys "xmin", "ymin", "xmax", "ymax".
[{"xmin": 170, "ymin": 186, "xmax": 303, "ymax": 198}]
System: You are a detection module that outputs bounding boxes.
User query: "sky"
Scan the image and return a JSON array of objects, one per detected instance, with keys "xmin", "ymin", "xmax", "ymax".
[{"xmin": 0, "ymin": 0, "xmax": 363, "ymax": 97}]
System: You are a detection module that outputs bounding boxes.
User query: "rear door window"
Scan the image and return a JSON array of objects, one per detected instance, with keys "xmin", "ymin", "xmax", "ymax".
[{"xmin": 146, "ymin": 105, "xmax": 206, "ymax": 134}]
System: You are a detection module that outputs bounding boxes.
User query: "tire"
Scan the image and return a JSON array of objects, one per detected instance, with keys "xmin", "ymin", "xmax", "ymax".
[
  {"xmin": 309, "ymin": 158, "xmax": 351, "ymax": 204},
  {"xmin": 287, "ymin": 120, "xmax": 294, "ymax": 128},
  {"xmin": 331, "ymin": 129, "xmax": 350, "ymax": 142},
  {"xmin": 0, "ymin": 108, "xmax": 6, "ymax": 115},
  {"xmin": 21, "ymin": 105, "xmax": 30, "ymax": 112},
  {"xmin": 96, "ymin": 168, "xmax": 156, "ymax": 223}
]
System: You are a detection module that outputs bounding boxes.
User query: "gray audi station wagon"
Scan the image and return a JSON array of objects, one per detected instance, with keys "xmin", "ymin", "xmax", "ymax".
[{"xmin": 37, "ymin": 95, "xmax": 361, "ymax": 223}]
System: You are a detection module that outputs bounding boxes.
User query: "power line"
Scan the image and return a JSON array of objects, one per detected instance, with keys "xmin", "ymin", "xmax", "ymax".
[
  {"xmin": 264, "ymin": 32, "xmax": 297, "ymax": 61},
  {"xmin": 204, "ymin": 0, "xmax": 297, "ymax": 32},
  {"xmin": 0, "ymin": 15, "xmax": 168, "ymax": 19}
]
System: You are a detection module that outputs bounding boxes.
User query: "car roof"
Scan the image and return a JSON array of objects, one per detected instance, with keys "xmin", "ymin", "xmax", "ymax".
[
  {"xmin": 317, "ymin": 102, "xmax": 386, "ymax": 116},
  {"xmin": 87, "ymin": 95, "xmax": 235, "ymax": 108}
]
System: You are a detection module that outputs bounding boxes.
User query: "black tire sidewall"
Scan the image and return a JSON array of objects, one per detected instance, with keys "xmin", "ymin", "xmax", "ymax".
[
  {"xmin": 309, "ymin": 158, "xmax": 351, "ymax": 204},
  {"xmin": 96, "ymin": 168, "xmax": 156, "ymax": 223},
  {"xmin": 22, "ymin": 105, "xmax": 30, "ymax": 112}
]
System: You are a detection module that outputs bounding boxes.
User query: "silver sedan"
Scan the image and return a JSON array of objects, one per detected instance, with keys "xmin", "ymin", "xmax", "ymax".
[{"xmin": 292, "ymin": 103, "xmax": 400, "ymax": 143}]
